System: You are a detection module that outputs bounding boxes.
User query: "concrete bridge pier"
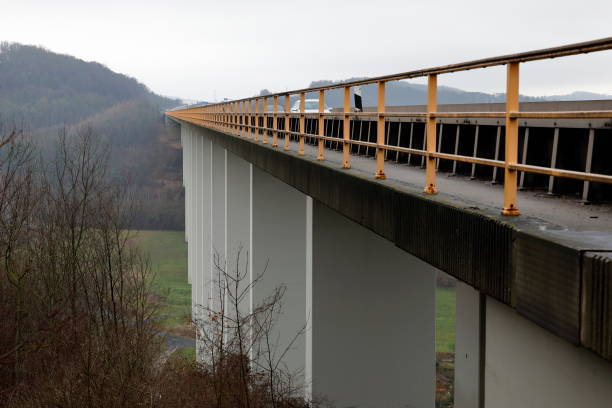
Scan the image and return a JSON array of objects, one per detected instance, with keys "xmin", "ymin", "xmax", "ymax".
[
  {"xmin": 251, "ymin": 166, "xmax": 309, "ymax": 383},
  {"xmin": 454, "ymin": 282, "xmax": 483, "ymax": 408},
  {"xmin": 210, "ymin": 143, "xmax": 226, "ymax": 312},
  {"xmin": 184, "ymin": 126, "xmax": 213, "ymax": 358},
  {"xmin": 225, "ymin": 151, "xmax": 252, "ymax": 326},
  {"xmin": 484, "ymin": 297, "xmax": 612, "ymax": 408},
  {"xmin": 180, "ymin": 126, "xmax": 191, "ymax": 284},
  {"xmin": 453, "ymin": 280, "xmax": 612, "ymax": 408},
  {"xmin": 309, "ymin": 201, "xmax": 436, "ymax": 408}
]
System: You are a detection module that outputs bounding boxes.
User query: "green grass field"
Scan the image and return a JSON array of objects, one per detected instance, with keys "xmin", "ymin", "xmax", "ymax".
[
  {"xmin": 131, "ymin": 230, "xmax": 191, "ymax": 331},
  {"xmin": 436, "ymin": 287, "xmax": 456, "ymax": 353},
  {"xmin": 131, "ymin": 230, "xmax": 456, "ymax": 353}
]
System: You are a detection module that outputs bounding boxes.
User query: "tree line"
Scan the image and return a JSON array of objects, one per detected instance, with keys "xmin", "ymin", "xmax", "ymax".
[
  {"xmin": 1, "ymin": 43, "xmax": 184, "ymax": 231},
  {"xmin": 0, "ymin": 123, "xmax": 318, "ymax": 407}
]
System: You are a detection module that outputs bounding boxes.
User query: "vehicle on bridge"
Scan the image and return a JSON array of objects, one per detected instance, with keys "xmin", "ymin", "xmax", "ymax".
[{"xmin": 290, "ymin": 98, "xmax": 331, "ymax": 113}]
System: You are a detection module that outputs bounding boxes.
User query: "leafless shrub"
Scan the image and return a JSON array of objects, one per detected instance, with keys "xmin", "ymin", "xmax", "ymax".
[
  {"xmin": 156, "ymin": 249, "xmax": 314, "ymax": 408},
  {"xmin": 0, "ymin": 124, "xmax": 161, "ymax": 407}
]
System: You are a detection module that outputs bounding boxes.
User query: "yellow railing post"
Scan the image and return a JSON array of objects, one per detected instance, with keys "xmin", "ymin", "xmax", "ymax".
[
  {"xmin": 272, "ymin": 95, "xmax": 279, "ymax": 147},
  {"xmin": 424, "ymin": 74, "xmax": 438, "ymax": 194},
  {"xmin": 248, "ymin": 99, "xmax": 253, "ymax": 139},
  {"xmin": 240, "ymin": 101, "xmax": 245, "ymax": 137},
  {"xmin": 317, "ymin": 90, "xmax": 325, "ymax": 160},
  {"xmin": 263, "ymin": 97, "xmax": 268, "ymax": 144},
  {"xmin": 502, "ymin": 62, "xmax": 521, "ymax": 215},
  {"xmin": 376, "ymin": 81, "xmax": 386, "ymax": 179},
  {"xmin": 255, "ymin": 98, "xmax": 260, "ymax": 142},
  {"xmin": 251, "ymin": 99, "xmax": 256, "ymax": 139},
  {"xmin": 227, "ymin": 103, "xmax": 231, "ymax": 133},
  {"xmin": 231, "ymin": 102, "xmax": 235, "ymax": 135},
  {"xmin": 342, "ymin": 86, "xmax": 351, "ymax": 169},
  {"xmin": 284, "ymin": 94, "xmax": 290, "ymax": 150},
  {"xmin": 299, "ymin": 92, "xmax": 306, "ymax": 155}
]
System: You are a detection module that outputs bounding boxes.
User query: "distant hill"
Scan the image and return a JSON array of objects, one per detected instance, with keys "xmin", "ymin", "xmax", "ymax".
[
  {"xmin": 306, "ymin": 78, "xmax": 611, "ymax": 108},
  {"xmin": 0, "ymin": 42, "xmax": 184, "ymax": 230},
  {"xmin": 0, "ymin": 42, "xmax": 178, "ymax": 128},
  {"xmin": 540, "ymin": 91, "xmax": 612, "ymax": 101}
]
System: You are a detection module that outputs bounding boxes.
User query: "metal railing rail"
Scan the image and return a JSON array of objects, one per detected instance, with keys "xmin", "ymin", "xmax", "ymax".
[{"xmin": 167, "ymin": 37, "xmax": 612, "ymax": 216}]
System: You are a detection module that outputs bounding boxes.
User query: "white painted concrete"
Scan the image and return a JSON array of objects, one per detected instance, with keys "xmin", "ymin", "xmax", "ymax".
[
  {"xmin": 305, "ymin": 196, "xmax": 313, "ymax": 401},
  {"xmin": 188, "ymin": 127, "xmax": 197, "ymax": 309},
  {"xmin": 180, "ymin": 123, "xmax": 612, "ymax": 407},
  {"xmin": 226, "ymin": 151, "xmax": 252, "ymax": 320},
  {"xmin": 455, "ymin": 281, "xmax": 481, "ymax": 408},
  {"xmin": 181, "ymin": 126, "xmax": 191, "ymax": 284},
  {"xmin": 195, "ymin": 129, "xmax": 203, "ymax": 314},
  {"xmin": 310, "ymin": 201, "xmax": 436, "ymax": 408},
  {"xmin": 485, "ymin": 297, "xmax": 612, "ymax": 408},
  {"xmin": 210, "ymin": 143, "xmax": 226, "ymax": 312},
  {"xmin": 251, "ymin": 166, "xmax": 308, "ymax": 383}
]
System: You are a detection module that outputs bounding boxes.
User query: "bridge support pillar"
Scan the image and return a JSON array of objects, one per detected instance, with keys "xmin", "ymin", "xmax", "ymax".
[
  {"xmin": 210, "ymin": 143, "xmax": 226, "ymax": 312},
  {"xmin": 251, "ymin": 166, "xmax": 309, "ymax": 384},
  {"xmin": 484, "ymin": 297, "xmax": 612, "ymax": 408},
  {"xmin": 180, "ymin": 126, "xmax": 191, "ymax": 283},
  {"xmin": 225, "ymin": 151, "xmax": 252, "ymax": 325},
  {"xmin": 308, "ymin": 201, "xmax": 436, "ymax": 407},
  {"xmin": 184, "ymin": 126, "xmax": 213, "ymax": 360},
  {"xmin": 455, "ymin": 281, "xmax": 483, "ymax": 408}
]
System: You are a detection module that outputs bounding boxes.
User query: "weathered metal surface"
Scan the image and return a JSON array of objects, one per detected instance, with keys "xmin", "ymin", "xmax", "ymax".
[
  {"xmin": 514, "ymin": 233, "xmax": 581, "ymax": 344},
  {"xmin": 581, "ymin": 252, "xmax": 612, "ymax": 361},
  {"xmin": 397, "ymin": 196, "xmax": 513, "ymax": 303}
]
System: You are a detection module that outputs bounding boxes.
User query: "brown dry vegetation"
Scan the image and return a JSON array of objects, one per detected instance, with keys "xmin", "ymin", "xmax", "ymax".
[{"xmin": 0, "ymin": 123, "xmax": 313, "ymax": 408}]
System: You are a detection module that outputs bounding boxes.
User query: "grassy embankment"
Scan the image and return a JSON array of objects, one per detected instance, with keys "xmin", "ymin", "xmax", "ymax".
[
  {"xmin": 436, "ymin": 287, "xmax": 456, "ymax": 353},
  {"xmin": 131, "ymin": 230, "xmax": 192, "ymax": 337}
]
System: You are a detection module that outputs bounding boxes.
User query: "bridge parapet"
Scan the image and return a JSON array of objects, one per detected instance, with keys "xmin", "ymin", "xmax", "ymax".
[{"xmin": 168, "ymin": 37, "xmax": 612, "ymax": 215}]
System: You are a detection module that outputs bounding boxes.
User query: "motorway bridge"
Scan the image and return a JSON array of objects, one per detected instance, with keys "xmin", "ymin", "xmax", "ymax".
[{"xmin": 167, "ymin": 38, "xmax": 612, "ymax": 408}]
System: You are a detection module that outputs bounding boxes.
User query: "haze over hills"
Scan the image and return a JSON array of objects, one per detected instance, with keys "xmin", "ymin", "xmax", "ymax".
[
  {"xmin": 0, "ymin": 42, "xmax": 184, "ymax": 230},
  {"xmin": 306, "ymin": 79, "xmax": 612, "ymax": 107},
  {"xmin": 258, "ymin": 79, "xmax": 611, "ymax": 108}
]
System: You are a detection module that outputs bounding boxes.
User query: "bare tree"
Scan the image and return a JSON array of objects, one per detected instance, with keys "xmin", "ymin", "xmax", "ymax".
[
  {"xmin": 0, "ymin": 124, "xmax": 162, "ymax": 407},
  {"xmin": 191, "ymin": 248, "xmax": 309, "ymax": 408}
]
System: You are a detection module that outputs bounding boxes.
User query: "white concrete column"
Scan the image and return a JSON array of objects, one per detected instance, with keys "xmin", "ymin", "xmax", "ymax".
[
  {"xmin": 210, "ymin": 143, "xmax": 227, "ymax": 312},
  {"xmin": 200, "ymin": 131, "xmax": 212, "ymax": 313},
  {"xmin": 309, "ymin": 201, "xmax": 436, "ymax": 408},
  {"xmin": 181, "ymin": 126, "xmax": 191, "ymax": 284},
  {"xmin": 455, "ymin": 281, "xmax": 481, "ymax": 408},
  {"xmin": 189, "ymin": 127, "xmax": 198, "ymax": 310},
  {"xmin": 194, "ymin": 128, "xmax": 203, "ymax": 317},
  {"xmin": 226, "ymin": 151, "xmax": 252, "ymax": 319},
  {"xmin": 485, "ymin": 297, "xmax": 612, "ymax": 408},
  {"xmin": 189, "ymin": 127, "xmax": 212, "ymax": 361},
  {"xmin": 251, "ymin": 166, "xmax": 309, "ymax": 382}
]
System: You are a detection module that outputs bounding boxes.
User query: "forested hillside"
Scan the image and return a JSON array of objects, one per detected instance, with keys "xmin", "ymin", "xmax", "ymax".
[{"xmin": 0, "ymin": 42, "xmax": 184, "ymax": 230}]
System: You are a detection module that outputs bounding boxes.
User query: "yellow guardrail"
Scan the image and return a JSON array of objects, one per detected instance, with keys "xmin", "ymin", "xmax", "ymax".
[{"xmin": 167, "ymin": 37, "xmax": 612, "ymax": 216}]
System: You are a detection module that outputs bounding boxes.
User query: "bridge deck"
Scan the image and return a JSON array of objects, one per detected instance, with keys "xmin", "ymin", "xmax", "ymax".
[{"xmin": 292, "ymin": 136, "xmax": 612, "ymax": 236}]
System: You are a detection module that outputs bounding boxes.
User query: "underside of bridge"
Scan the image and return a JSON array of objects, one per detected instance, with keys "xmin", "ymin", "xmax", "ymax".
[{"xmin": 175, "ymin": 118, "xmax": 612, "ymax": 408}]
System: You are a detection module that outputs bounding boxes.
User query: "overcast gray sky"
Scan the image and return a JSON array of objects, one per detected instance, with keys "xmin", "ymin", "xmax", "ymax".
[{"xmin": 2, "ymin": 0, "xmax": 611, "ymax": 101}]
